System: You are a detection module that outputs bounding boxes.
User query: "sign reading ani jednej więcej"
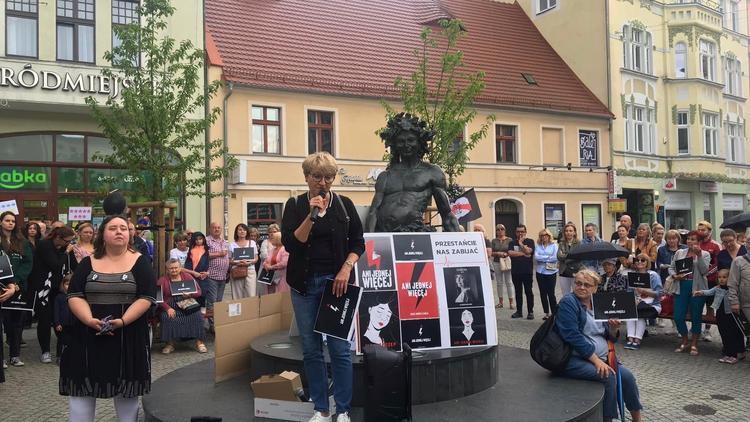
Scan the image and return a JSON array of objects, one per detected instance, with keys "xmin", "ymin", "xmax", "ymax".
[{"xmin": 353, "ymin": 232, "xmax": 498, "ymax": 354}]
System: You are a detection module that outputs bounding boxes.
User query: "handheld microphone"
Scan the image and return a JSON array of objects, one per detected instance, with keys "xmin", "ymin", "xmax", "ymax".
[{"xmin": 311, "ymin": 190, "xmax": 326, "ymax": 221}]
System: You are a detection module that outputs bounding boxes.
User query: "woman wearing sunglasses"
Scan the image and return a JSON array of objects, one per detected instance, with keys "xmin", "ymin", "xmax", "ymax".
[{"xmin": 624, "ymin": 254, "xmax": 662, "ymax": 350}]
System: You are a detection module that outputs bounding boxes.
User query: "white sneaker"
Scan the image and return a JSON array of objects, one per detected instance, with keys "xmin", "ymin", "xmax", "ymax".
[
  {"xmin": 702, "ymin": 332, "xmax": 713, "ymax": 342},
  {"xmin": 308, "ymin": 411, "xmax": 332, "ymax": 422},
  {"xmin": 10, "ymin": 357, "xmax": 24, "ymax": 367},
  {"xmin": 40, "ymin": 352, "xmax": 52, "ymax": 363},
  {"xmin": 336, "ymin": 412, "xmax": 351, "ymax": 422},
  {"xmin": 2, "ymin": 360, "xmax": 7, "ymax": 369}
]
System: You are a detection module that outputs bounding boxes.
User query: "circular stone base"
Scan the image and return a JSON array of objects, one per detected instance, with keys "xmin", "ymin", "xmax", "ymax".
[{"xmin": 250, "ymin": 331, "xmax": 498, "ymax": 405}]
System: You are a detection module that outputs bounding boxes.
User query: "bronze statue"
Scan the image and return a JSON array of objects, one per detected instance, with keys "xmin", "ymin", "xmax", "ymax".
[{"xmin": 366, "ymin": 113, "xmax": 460, "ymax": 233}]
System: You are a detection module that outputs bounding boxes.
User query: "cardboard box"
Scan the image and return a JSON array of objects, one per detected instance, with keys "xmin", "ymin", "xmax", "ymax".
[
  {"xmin": 214, "ymin": 296, "xmax": 260, "ymax": 326},
  {"xmin": 251, "ymin": 371, "xmax": 302, "ymax": 401},
  {"xmin": 215, "ymin": 319, "xmax": 259, "ymax": 358},
  {"xmin": 254, "ymin": 396, "xmax": 335, "ymax": 422},
  {"xmin": 259, "ymin": 293, "xmax": 283, "ymax": 317}
]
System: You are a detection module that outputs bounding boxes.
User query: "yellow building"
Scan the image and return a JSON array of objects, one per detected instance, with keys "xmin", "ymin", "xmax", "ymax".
[
  {"xmin": 206, "ymin": 0, "xmax": 617, "ymax": 239},
  {"xmin": 515, "ymin": 0, "xmax": 750, "ymax": 234},
  {"xmin": 0, "ymin": 0, "xmax": 206, "ymax": 227}
]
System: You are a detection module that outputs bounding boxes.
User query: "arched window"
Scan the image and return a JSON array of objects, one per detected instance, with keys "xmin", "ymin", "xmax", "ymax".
[{"xmin": 675, "ymin": 42, "xmax": 687, "ymax": 78}]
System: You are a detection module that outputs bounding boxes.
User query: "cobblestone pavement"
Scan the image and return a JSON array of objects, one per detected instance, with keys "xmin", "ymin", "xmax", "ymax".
[
  {"xmin": 4, "ymin": 286, "xmax": 750, "ymax": 421},
  {"xmin": 493, "ymin": 291, "xmax": 750, "ymax": 422},
  {"xmin": 1, "ymin": 327, "xmax": 212, "ymax": 421}
]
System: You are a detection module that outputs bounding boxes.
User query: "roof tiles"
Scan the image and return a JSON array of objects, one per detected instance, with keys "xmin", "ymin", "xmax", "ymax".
[{"xmin": 205, "ymin": 0, "xmax": 611, "ymax": 118}]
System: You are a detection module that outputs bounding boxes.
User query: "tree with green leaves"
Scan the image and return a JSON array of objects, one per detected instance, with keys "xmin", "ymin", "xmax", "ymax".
[
  {"xmin": 382, "ymin": 18, "xmax": 494, "ymax": 200},
  {"xmin": 86, "ymin": 0, "xmax": 233, "ymax": 202}
]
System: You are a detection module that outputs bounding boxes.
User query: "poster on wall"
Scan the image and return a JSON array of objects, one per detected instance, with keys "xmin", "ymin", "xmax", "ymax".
[
  {"xmin": 354, "ymin": 232, "xmax": 497, "ymax": 354},
  {"xmin": 579, "ymin": 130, "xmax": 598, "ymax": 167}
]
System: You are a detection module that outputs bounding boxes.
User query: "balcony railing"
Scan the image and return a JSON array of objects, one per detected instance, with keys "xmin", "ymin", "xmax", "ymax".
[{"xmin": 668, "ymin": 0, "xmax": 721, "ymax": 13}]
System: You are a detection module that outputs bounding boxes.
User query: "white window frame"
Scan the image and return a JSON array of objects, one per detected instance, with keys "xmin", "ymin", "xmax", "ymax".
[
  {"xmin": 675, "ymin": 42, "xmax": 687, "ymax": 78},
  {"xmin": 700, "ymin": 39, "xmax": 716, "ymax": 82},
  {"xmin": 730, "ymin": 0, "xmax": 740, "ymax": 32},
  {"xmin": 724, "ymin": 56, "xmax": 742, "ymax": 97},
  {"xmin": 623, "ymin": 25, "xmax": 652, "ymax": 74},
  {"xmin": 726, "ymin": 122, "xmax": 745, "ymax": 163},
  {"xmin": 703, "ymin": 112, "xmax": 719, "ymax": 156},
  {"xmin": 537, "ymin": 0, "xmax": 557, "ymax": 14},
  {"xmin": 677, "ymin": 111, "xmax": 689, "ymax": 155},
  {"xmin": 624, "ymin": 103, "xmax": 656, "ymax": 154}
]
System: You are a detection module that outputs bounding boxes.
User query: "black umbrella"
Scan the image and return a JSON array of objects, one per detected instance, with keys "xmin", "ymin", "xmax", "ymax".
[
  {"xmin": 565, "ymin": 242, "xmax": 629, "ymax": 261},
  {"xmin": 720, "ymin": 212, "xmax": 750, "ymax": 230}
]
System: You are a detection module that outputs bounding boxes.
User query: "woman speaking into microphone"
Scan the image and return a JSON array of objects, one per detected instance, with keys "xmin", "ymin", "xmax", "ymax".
[{"xmin": 282, "ymin": 152, "xmax": 364, "ymax": 422}]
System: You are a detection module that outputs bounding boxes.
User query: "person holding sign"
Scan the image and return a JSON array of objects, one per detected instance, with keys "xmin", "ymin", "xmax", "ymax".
[
  {"xmin": 228, "ymin": 223, "xmax": 259, "ymax": 299},
  {"xmin": 281, "ymin": 152, "xmax": 364, "ymax": 422},
  {"xmin": 623, "ymin": 254, "xmax": 662, "ymax": 350},
  {"xmin": 669, "ymin": 231, "xmax": 710, "ymax": 356},
  {"xmin": 0, "ymin": 211, "xmax": 33, "ymax": 372},
  {"xmin": 555, "ymin": 269, "xmax": 643, "ymax": 422},
  {"xmin": 158, "ymin": 258, "xmax": 206, "ymax": 354}
]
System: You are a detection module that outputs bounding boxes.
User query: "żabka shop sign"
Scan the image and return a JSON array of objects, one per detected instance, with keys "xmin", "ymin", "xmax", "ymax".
[
  {"xmin": 0, "ymin": 168, "xmax": 49, "ymax": 190},
  {"xmin": 0, "ymin": 64, "xmax": 130, "ymax": 99}
]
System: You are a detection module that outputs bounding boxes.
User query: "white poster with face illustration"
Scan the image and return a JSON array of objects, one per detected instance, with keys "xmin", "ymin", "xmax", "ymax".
[{"xmin": 354, "ymin": 232, "xmax": 497, "ymax": 354}]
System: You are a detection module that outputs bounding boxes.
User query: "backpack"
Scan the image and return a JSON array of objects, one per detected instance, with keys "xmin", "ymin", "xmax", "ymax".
[{"xmin": 529, "ymin": 312, "xmax": 571, "ymax": 372}]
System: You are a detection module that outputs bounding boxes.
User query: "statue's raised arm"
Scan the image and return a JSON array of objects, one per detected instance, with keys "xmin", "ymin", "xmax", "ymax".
[{"xmin": 367, "ymin": 113, "xmax": 459, "ymax": 233}]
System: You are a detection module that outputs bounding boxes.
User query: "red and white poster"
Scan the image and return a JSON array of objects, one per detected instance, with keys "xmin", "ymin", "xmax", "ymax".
[
  {"xmin": 396, "ymin": 262, "xmax": 439, "ymax": 320},
  {"xmin": 355, "ymin": 232, "xmax": 496, "ymax": 354}
]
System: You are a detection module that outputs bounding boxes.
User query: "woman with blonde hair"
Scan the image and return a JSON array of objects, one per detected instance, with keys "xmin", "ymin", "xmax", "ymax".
[
  {"xmin": 557, "ymin": 223, "xmax": 580, "ymax": 295},
  {"xmin": 491, "ymin": 224, "xmax": 514, "ymax": 309},
  {"xmin": 534, "ymin": 228, "xmax": 559, "ymax": 320},
  {"xmin": 72, "ymin": 222, "xmax": 95, "ymax": 263},
  {"xmin": 281, "ymin": 152, "xmax": 364, "ymax": 422}
]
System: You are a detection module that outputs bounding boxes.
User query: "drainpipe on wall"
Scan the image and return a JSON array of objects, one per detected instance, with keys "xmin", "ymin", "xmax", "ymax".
[
  {"xmin": 222, "ymin": 82, "xmax": 234, "ymax": 239},
  {"xmin": 605, "ymin": 0, "xmax": 615, "ymax": 233},
  {"xmin": 203, "ymin": 0, "xmax": 211, "ymax": 232}
]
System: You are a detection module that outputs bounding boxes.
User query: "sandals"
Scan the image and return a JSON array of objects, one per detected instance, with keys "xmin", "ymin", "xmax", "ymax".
[
  {"xmin": 161, "ymin": 344, "xmax": 175, "ymax": 354},
  {"xmin": 197, "ymin": 343, "xmax": 208, "ymax": 353},
  {"xmin": 674, "ymin": 344, "xmax": 689, "ymax": 353},
  {"xmin": 689, "ymin": 346, "xmax": 699, "ymax": 356},
  {"xmin": 719, "ymin": 356, "xmax": 739, "ymax": 364}
]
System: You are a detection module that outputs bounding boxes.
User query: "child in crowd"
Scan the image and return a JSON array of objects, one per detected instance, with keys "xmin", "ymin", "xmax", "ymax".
[
  {"xmin": 53, "ymin": 274, "xmax": 75, "ymax": 365},
  {"xmin": 694, "ymin": 269, "xmax": 746, "ymax": 364}
]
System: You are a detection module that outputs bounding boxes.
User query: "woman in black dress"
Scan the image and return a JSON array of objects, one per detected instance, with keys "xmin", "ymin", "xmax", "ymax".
[
  {"xmin": 60, "ymin": 213, "xmax": 156, "ymax": 422},
  {"xmin": 29, "ymin": 225, "xmax": 75, "ymax": 364}
]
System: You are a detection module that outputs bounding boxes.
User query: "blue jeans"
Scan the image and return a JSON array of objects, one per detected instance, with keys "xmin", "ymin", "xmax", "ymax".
[
  {"xmin": 674, "ymin": 280, "xmax": 706, "ymax": 336},
  {"xmin": 291, "ymin": 274, "xmax": 353, "ymax": 414},
  {"xmin": 561, "ymin": 356, "xmax": 642, "ymax": 420}
]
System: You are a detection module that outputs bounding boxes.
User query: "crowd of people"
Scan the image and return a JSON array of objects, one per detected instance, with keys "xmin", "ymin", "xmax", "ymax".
[
  {"xmin": 0, "ymin": 213, "xmax": 290, "ymax": 367},
  {"xmin": 480, "ymin": 215, "xmax": 750, "ymax": 362}
]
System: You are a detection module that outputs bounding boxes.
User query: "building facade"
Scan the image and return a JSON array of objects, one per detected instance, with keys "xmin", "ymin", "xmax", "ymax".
[
  {"xmin": 0, "ymin": 0, "xmax": 206, "ymax": 227},
  {"xmin": 206, "ymin": 0, "xmax": 617, "ymax": 239},
  {"xmin": 516, "ymin": 0, "xmax": 750, "ymax": 234}
]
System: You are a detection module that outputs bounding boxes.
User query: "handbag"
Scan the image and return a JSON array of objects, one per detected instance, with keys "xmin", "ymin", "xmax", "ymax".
[
  {"xmin": 498, "ymin": 256, "xmax": 512, "ymax": 272},
  {"xmin": 175, "ymin": 297, "xmax": 200, "ymax": 314},
  {"xmin": 663, "ymin": 275, "xmax": 678, "ymax": 295},
  {"xmin": 529, "ymin": 312, "xmax": 570, "ymax": 372},
  {"xmin": 230, "ymin": 265, "xmax": 248, "ymax": 279}
]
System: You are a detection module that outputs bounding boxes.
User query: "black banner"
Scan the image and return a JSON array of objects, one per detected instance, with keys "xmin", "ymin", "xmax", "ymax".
[
  {"xmin": 592, "ymin": 291, "xmax": 637, "ymax": 321},
  {"xmin": 579, "ymin": 130, "xmax": 598, "ymax": 167}
]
